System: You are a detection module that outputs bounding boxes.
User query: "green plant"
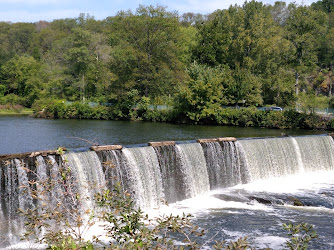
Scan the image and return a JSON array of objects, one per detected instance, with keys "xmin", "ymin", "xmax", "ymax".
[
  {"xmin": 283, "ymin": 222, "xmax": 319, "ymax": 250},
  {"xmin": 213, "ymin": 237, "xmax": 254, "ymax": 250},
  {"xmin": 93, "ymin": 182, "xmax": 208, "ymax": 249}
]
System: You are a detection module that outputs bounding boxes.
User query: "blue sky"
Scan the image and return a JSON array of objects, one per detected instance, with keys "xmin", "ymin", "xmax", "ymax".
[{"xmin": 0, "ymin": 0, "xmax": 313, "ymax": 23}]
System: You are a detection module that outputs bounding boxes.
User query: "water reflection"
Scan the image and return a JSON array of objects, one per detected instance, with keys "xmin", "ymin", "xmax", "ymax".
[{"xmin": 0, "ymin": 115, "xmax": 329, "ymax": 154}]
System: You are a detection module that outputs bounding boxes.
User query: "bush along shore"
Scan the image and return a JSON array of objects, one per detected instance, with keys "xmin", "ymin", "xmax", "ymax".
[{"xmin": 32, "ymin": 100, "xmax": 334, "ymax": 131}]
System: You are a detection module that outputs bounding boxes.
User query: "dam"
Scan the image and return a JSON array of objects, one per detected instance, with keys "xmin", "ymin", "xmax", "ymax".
[{"xmin": 1, "ymin": 134, "xmax": 334, "ymax": 248}]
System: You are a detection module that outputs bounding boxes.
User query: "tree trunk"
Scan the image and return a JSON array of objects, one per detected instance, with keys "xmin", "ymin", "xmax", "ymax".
[{"xmin": 295, "ymin": 72, "xmax": 299, "ymax": 96}]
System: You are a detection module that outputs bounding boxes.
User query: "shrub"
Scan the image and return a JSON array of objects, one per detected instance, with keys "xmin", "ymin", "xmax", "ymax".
[
  {"xmin": 90, "ymin": 106, "xmax": 110, "ymax": 120},
  {"xmin": 329, "ymin": 96, "xmax": 334, "ymax": 109},
  {"xmin": 0, "ymin": 85, "xmax": 6, "ymax": 97},
  {"xmin": 70, "ymin": 102, "xmax": 93, "ymax": 119},
  {"xmin": 283, "ymin": 222, "xmax": 319, "ymax": 250},
  {"xmin": 327, "ymin": 119, "xmax": 334, "ymax": 130},
  {"xmin": 142, "ymin": 109, "xmax": 177, "ymax": 122},
  {"xmin": 283, "ymin": 110, "xmax": 304, "ymax": 129},
  {"xmin": 0, "ymin": 94, "xmax": 24, "ymax": 106},
  {"xmin": 46, "ymin": 101, "xmax": 67, "ymax": 119},
  {"xmin": 262, "ymin": 111, "xmax": 285, "ymax": 128}
]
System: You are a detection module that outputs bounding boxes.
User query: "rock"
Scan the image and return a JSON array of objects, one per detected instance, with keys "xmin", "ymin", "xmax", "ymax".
[
  {"xmin": 249, "ymin": 196, "xmax": 273, "ymax": 205},
  {"xmin": 288, "ymin": 196, "xmax": 304, "ymax": 206}
]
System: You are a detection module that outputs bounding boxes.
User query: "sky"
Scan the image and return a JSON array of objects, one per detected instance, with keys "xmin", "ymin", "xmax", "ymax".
[{"xmin": 0, "ymin": 0, "xmax": 314, "ymax": 23}]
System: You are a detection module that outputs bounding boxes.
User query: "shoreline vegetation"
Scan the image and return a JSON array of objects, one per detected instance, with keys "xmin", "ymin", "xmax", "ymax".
[
  {"xmin": 1, "ymin": 1, "xmax": 334, "ymax": 131},
  {"xmin": 32, "ymin": 100, "xmax": 334, "ymax": 131}
]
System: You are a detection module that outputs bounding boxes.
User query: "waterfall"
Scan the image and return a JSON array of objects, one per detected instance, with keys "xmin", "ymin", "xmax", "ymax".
[
  {"xmin": 201, "ymin": 141, "xmax": 250, "ymax": 188},
  {"xmin": 2, "ymin": 134, "xmax": 334, "ymax": 248},
  {"xmin": 95, "ymin": 150, "xmax": 130, "ymax": 191},
  {"xmin": 290, "ymin": 137, "xmax": 304, "ymax": 173},
  {"xmin": 153, "ymin": 145, "xmax": 187, "ymax": 203},
  {"xmin": 122, "ymin": 147, "xmax": 163, "ymax": 208},
  {"xmin": 240, "ymin": 137, "xmax": 303, "ymax": 180},
  {"xmin": 40, "ymin": 155, "xmax": 66, "ymax": 210},
  {"xmin": 0, "ymin": 159, "xmax": 34, "ymax": 246},
  {"xmin": 294, "ymin": 135, "xmax": 334, "ymax": 172},
  {"xmin": 239, "ymin": 135, "xmax": 334, "ymax": 181},
  {"xmin": 176, "ymin": 143, "xmax": 210, "ymax": 198},
  {"xmin": 65, "ymin": 151, "xmax": 106, "ymax": 211}
]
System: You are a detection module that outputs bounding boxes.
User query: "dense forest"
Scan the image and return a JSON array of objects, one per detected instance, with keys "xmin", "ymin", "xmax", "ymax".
[{"xmin": 1, "ymin": 0, "xmax": 334, "ymax": 127}]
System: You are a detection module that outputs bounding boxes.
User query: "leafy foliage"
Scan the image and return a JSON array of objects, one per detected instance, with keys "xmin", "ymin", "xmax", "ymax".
[
  {"xmin": 283, "ymin": 222, "xmax": 319, "ymax": 250},
  {"xmin": 0, "ymin": 2, "xmax": 334, "ymax": 130},
  {"xmin": 0, "ymin": 2, "xmax": 333, "ymax": 109},
  {"xmin": 174, "ymin": 62, "xmax": 226, "ymax": 122}
]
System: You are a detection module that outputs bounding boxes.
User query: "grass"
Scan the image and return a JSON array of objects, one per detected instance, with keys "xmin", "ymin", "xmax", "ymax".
[{"xmin": 0, "ymin": 108, "xmax": 33, "ymax": 115}]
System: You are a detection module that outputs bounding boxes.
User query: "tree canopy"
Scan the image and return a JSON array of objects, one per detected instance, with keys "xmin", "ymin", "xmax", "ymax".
[{"xmin": 0, "ymin": 1, "xmax": 333, "ymax": 113}]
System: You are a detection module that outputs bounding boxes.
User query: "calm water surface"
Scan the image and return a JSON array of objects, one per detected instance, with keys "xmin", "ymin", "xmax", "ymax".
[{"xmin": 0, "ymin": 115, "xmax": 330, "ymax": 154}]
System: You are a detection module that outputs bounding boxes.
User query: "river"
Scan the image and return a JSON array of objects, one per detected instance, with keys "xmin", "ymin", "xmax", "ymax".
[{"xmin": 0, "ymin": 115, "xmax": 330, "ymax": 155}]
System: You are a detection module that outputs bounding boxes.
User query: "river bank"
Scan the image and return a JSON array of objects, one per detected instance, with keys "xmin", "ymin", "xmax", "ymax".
[
  {"xmin": 0, "ymin": 107, "xmax": 33, "ymax": 115},
  {"xmin": 33, "ymin": 101, "xmax": 334, "ymax": 131}
]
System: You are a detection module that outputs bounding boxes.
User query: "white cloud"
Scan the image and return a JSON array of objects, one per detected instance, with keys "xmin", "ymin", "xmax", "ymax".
[
  {"xmin": 164, "ymin": 0, "xmax": 313, "ymax": 14},
  {"xmin": 169, "ymin": 0, "xmax": 250, "ymax": 14},
  {"xmin": 0, "ymin": 0, "xmax": 65, "ymax": 4},
  {"xmin": 0, "ymin": 9, "xmax": 84, "ymax": 22},
  {"xmin": 0, "ymin": 0, "xmax": 316, "ymax": 23}
]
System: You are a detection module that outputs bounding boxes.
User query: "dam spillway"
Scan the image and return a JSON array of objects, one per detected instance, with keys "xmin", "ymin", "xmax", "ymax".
[{"xmin": 1, "ymin": 134, "xmax": 334, "ymax": 247}]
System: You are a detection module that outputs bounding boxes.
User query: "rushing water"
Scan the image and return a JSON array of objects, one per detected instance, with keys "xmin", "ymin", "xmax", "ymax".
[
  {"xmin": 0, "ymin": 115, "xmax": 330, "ymax": 154},
  {"xmin": 1, "ymin": 116, "xmax": 334, "ymax": 249},
  {"xmin": 153, "ymin": 171, "xmax": 334, "ymax": 249}
]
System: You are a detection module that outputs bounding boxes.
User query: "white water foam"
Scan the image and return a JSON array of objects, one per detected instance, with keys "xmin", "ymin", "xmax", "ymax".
[
  {"xmin": 144, "ymin": 170, "xmax": 334, "ymax": 229},
  {"xmin": 232, "ymin": 170, "xmax": 334, "ymax": 194},
  {"xmin": 253, "ymin": 235, "xmax": 287, "ymax": 249},
  {"xmin": 144, "ymin": 190, "xmax": 274, "ymax": 220}
]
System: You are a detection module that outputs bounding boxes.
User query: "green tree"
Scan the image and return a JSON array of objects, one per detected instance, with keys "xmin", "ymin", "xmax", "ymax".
[
  {"xmin": 107, "ymin": 5, "xmax": 186, "ymax": 99},
  {"xmin": 175, "ymin": 62, "xmax": 226, "ymax": 122},
  {"xmin": 262, "ymin": 68, "xmax": 296, "ymax": 107},
  {"xmin": 312, "ymin": 0, "xmax": 334, "ymax": 13},
  {"xmin": 64, "ymin": 28, "xmax": 94, "ymax": 102},
  {"xmin": 285, "ymin": 4, "xmax": 328, "ymax": 94},
  {"xmin": 0, "ymin": 22, "xmax": 12, "ymax": 67},
  {"xmin": 8, "ymin": 22, "xmax": 37, "ymax": 56},
  {"xmin": 192, "ymin": 1, "xmax": 286, "ymax": 106},
  {"xmin": 0, "ymin": 55, "xmax": 43, "ymax": 106},
  {"xmin": 192, "ymin": 1, "xmax": 279, "ymax": 72},
  {"xmin": 225, "ymin": 66, "xmax": 263, "ymax": 106},
  {"xmin": 297, "ymin": 92, "xmax": 328, "ymax": 113},
  {"xmin": 59, "ymin": 24, "xmax": 113, "ymax": 102}
]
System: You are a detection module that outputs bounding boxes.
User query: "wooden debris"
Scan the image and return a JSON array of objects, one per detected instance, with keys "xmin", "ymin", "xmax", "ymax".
[
  {"xmin": 148, "ymin": 141, "xmax": 176, "ymax": 147},
  {"xmin": 90, "ymin": 145, "xmax": 123, "ymax": 151},
  {"xmin": 217, "ymin": 137, "xmax": 237, "ymax": 142},
  {"xmin": 0, "ymin": 147, "xmax": 67, "ymax": 160},
  {"xmin": 197, "ymin": 138, "xmax": 219, "ymax": 143}
]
